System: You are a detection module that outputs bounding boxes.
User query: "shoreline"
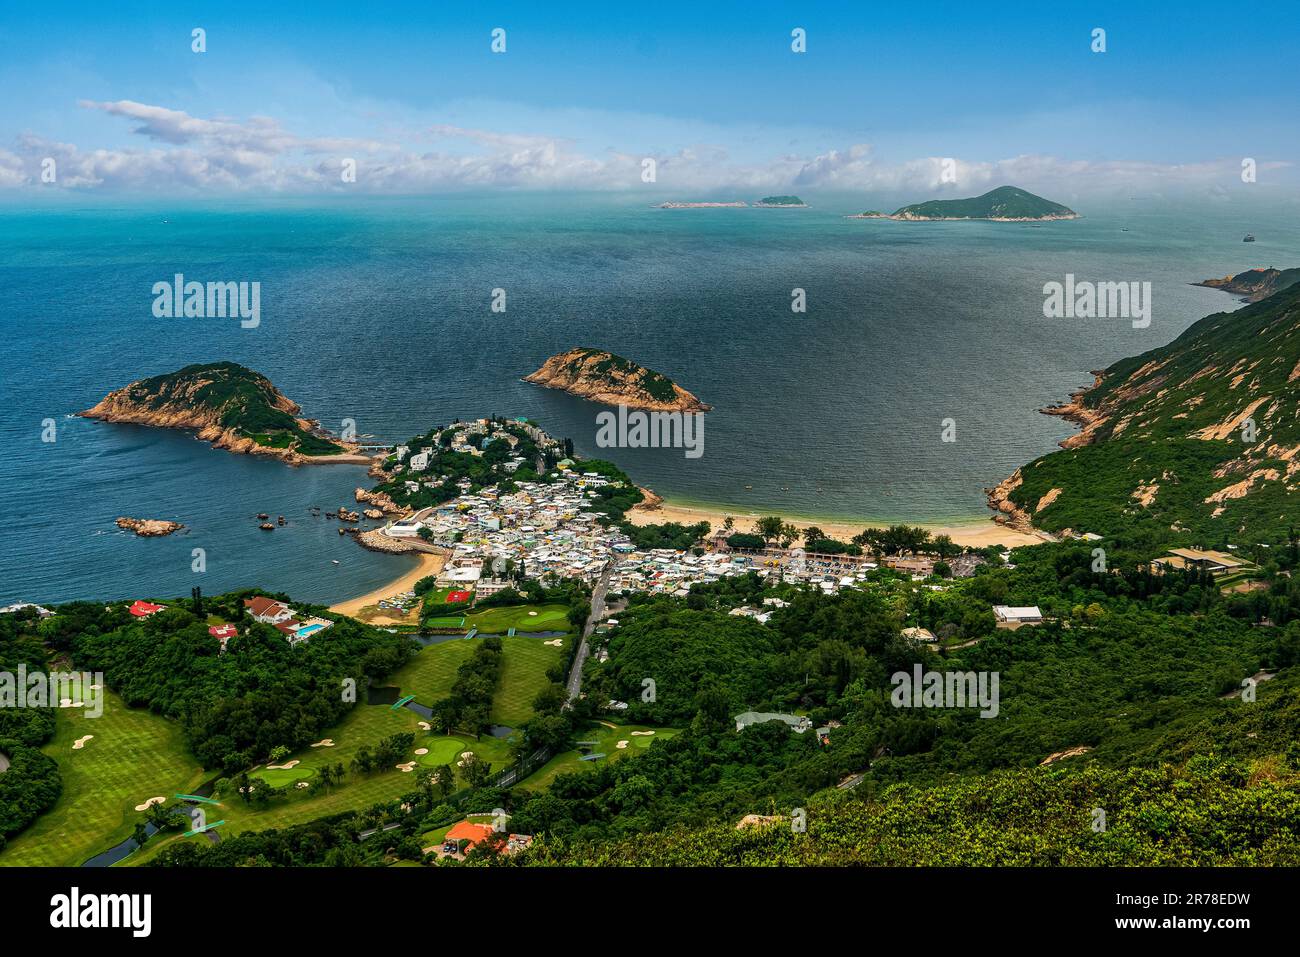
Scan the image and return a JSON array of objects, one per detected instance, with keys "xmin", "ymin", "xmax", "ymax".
[
  {"xmin": 328, "ymin": 550, "xmax": 446, "ymax": 620},
  {"xmin": 627, "ymin": 499, "xmax": 1049, "ymax": 549}
]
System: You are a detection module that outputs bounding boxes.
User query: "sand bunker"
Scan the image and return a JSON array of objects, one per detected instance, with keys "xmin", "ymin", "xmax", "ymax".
[
  {"xmin": 296, "ymin": 781, "xmax": 310, "ymax": 789},
  {"xmin": 527, "ymin": 611, "xmax": 538, "ymax": 616},
  {"xmin": 266, "ymin": 759, "xmax": 300, "ymax": 770},
  {"xmin": 134, "ymin": 796, "xmax": 166, "ymax": 811},
  {"xmin": 616, "ymin": 740, "xmax": 629, "ymax": 749},
  {"xmin": 630, "ymin": 730, "xmax": 655, "ymax": 736},
  {"xmin": 72, "ymin": 735, "xmax": 94, "ymax": 750},
  {"xmin": 397, "ymin": 761, "xmax": 417, "ymax": 772},
  {"xmin": 309, "ymin": 738, "xmax": 335, "ymax": 748},
  {"xmin": 544, "ymin": 638, "xmax": 563, "ymax": 647},
  {"xmin": 418, "ymin": 721, "xmax": 431, "ymax": 730},
  {"xmin": 414, "ymin": 748, "xmax": 429, "ymax": 755},
  {"xmin": 457, "ymin": 751, "xmax": 475, "ymax": 767}
]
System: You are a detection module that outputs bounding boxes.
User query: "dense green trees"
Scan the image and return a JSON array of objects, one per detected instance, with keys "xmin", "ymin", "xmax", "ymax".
[
  {"xmin": 66, "ymin": 594, "xmax": 415, "ymax": 772},
  {"xmin": 0, "ymin": 609, "xmax": 63, "ymax": 845},
  {"xmin": 432, "ymin": 636, "xmax": 504, "ymax": 738}
]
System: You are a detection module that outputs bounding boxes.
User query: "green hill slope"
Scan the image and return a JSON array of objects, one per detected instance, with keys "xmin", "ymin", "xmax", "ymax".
[{"xmin": 1003, "ymin": 280, "xmax": 1300, "ymax": 541}]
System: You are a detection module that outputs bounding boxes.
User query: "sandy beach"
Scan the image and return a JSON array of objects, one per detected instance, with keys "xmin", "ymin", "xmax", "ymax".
[
  {"xmin": 329, "ymin": 550, "xmax": 446, "ymax": 621},
  {"xmin": 627, "ymin": 501, "xmax": 1047, "ymax": 549}
]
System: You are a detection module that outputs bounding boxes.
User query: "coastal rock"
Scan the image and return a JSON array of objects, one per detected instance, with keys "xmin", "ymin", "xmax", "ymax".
[
  {"xmin": 1040, "ymin": 371, "xmax": 1109, "ymax": 449},
  {"xmin": 635, "ymin": 485, "xmax": 664, "ymax": 510},
  {"xmin": 363, "ymin": 508, "xmax": 384, "ymax": 520},
  {"xmin": 355, "ymin": 487, "xmax": 402, "ymax": 514},
  {"xmin": 115, "ymin": 517, "xmax": 184, "ymax": 537},
  {"xmin": 524, "ymin": 348, "xmax": 710, "ymax": 413},
  {"xmin": 985, "ymin": 469, "xmax": 1036, "ymax": 534}
]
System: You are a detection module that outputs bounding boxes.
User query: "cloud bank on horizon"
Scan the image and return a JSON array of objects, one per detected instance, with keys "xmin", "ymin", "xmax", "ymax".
[{"xmin": 1, "ymin": 98, "xmax": 1288, "ymax": 198}]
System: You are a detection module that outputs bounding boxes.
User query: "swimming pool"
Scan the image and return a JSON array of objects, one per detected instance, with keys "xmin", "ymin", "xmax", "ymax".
[{"xmin": 296, "ymin": 623, "xmax": 326, "ymax": 638}]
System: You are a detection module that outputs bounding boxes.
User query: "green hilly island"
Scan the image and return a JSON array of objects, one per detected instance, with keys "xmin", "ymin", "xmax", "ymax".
[
  {"xmin": 81, "ymin": 361, "xmax": 346, "ymax": 460},
  {"xmin": 891, "ymin": 185, "xmax": 1078, "ymax": 221}
]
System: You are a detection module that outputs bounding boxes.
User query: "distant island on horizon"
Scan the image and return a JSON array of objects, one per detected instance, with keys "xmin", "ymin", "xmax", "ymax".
[
  {"xmin": 847, "ymin": 186, "xmax": 1079, "ymax": 222},
  {"xmin": 656, "ymin": 195, "xmax": 806, "ymax": 209}
]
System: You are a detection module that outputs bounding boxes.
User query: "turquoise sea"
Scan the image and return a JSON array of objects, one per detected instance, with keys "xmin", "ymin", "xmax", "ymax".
[{"xmin": 2, "ymin": 191, "xmax": 1296, "ymax": 604}]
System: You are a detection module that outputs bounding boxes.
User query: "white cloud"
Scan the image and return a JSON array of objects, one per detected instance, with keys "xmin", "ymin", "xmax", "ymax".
[{"xmin": 0, "ymin": 100, "xmax": 1289, "ymax": 195}]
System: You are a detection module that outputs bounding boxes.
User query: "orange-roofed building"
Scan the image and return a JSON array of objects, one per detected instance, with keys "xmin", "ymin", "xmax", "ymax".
[
  {"xmin": 445, "ymin": 820, "xmax": 495, "ymax": 849},
  {"xmin": 129, "ymin": 600, "xmax": 167, "ymax": 617}
]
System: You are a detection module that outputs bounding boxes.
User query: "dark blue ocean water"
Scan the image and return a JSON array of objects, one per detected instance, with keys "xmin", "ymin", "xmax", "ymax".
[{"xmin": 2, "ymin": 191, "xmax": 1295, "ymax": 604}]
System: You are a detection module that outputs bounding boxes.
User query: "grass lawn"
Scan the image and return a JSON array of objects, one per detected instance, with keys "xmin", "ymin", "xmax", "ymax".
[
  {"xmin": 423, "ymin": 615, "xmax": 467, "ymax": 629},
  {"xmin": 520, "ymin": 722, "xmax": 679, "ymax": 792},
  {"xmin": 491, "ymin": 634, "xmax": 567, "ymax": 728},
  {"xmin": 466, "ymin": 603, "xmax": 570, "ymax": 634},
  {"xmin": 0, "ymin": 688, "xmax": 207, "ymax": 867}
]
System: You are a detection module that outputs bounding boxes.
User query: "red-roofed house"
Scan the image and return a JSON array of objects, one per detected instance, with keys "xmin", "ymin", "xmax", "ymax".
[
  {"xmin": 244, "ymin": 596, "xmax": 294, "ymax": 624},
  {"xmin": 208, "ymin": 623, "xmax": 237, "ymax": 652},
  {"xmin": 129, "ymin": 600, "xmax": 167, "ymax": 618}
]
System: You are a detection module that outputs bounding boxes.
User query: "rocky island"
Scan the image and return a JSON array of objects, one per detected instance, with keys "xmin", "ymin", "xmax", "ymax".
[
  {"xmin": 861, "ymin": 186, "xmax": 1078, "ymax": 222},
  {"xmin": 753, "ymin": 196, "xmax": 808, "ymax": 208},
  {"xmin": 81, "ymin": 361, "xmax": 371, "ymax": 466},
  {"xmin": 524, "ymin": 348, "xmax": 710, "ymax": 412},
  {"xmin": 115, "ymin": 517, "xmax": 184, "ymax": 537}
]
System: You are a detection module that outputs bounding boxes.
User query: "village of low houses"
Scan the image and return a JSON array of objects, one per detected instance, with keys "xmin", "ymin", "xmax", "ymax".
[{"xmin": 347, "ymin": 417, "xmax": 1044, "ymax": 641}]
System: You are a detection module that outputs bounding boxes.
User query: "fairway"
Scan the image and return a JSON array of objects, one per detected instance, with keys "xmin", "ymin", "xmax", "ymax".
[
  {"xmin": 521, "ymin": 723, "xmax": 679, "ymax": 792},
  {"xmin": 397, "ymin": 638, "xmax": 478, "ymax": 704},
  {"xmin": 0, "ymin": 688, "xmax": 207, "ymax": 867},
  {"xmin": 491, "ymin": 634, "xmax": 567, "ymax": 728},
  {"xmin": 466, "ymin": 603, "xmax": 570, "ymax": 634}
]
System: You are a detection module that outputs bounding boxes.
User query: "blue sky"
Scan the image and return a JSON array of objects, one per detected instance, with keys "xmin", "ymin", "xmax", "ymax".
[{"xmin": 1, "ymin": 1, "xmax": 1295, "ymax": 195}]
